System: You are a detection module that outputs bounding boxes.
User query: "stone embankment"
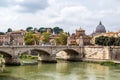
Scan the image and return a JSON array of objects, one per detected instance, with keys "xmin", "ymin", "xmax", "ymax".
[{"xmin": 84, "ymin": 46, "xmax": 120, "ymax": 63}]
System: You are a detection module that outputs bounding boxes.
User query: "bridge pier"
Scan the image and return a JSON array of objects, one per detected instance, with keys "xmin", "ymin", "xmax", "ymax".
[
  {"xmin": 38, "ymin": 54, "xmax": 57, "ymax": 63},
  {"xmin": 56, "ymin": 51, "xmax": 83, "ymax": 61},
  {"xmin": 5, "ymin": 56, "xmax": 21, "ymax": 66}
]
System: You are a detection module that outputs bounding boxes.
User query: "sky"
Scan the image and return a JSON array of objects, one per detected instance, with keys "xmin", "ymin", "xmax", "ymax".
[{"xmin": 0, "ymin": 0, "xmax": 120, "ymax": 34}]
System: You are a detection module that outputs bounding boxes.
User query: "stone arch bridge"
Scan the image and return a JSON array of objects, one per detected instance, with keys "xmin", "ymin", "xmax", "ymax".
[{"xmin": 0, "ymin": 45, "xmax": 84, "ymax": 65}]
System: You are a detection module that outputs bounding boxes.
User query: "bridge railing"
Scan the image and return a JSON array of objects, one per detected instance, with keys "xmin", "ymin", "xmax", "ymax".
[{"xmin": 0, "ymin": 45, "xmax": 82, "ymax": 48}]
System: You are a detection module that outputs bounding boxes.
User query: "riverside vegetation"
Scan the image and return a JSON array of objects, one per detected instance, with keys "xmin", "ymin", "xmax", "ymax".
[{"xmin": 20, "ymin": 54, "xmax": 120, "ymax": 66}]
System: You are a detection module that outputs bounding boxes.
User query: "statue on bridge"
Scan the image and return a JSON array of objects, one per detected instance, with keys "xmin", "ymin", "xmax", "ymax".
[
  {"xmin": 67, "ymin": 36, "xmax": 70, "ymax": 46},
  {"xmin": 79, "ymin": 35, "xmax": 84, "ymax": 47}
]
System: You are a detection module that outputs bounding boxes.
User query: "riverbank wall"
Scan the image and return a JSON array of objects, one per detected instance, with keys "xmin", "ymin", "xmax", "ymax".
[{"xmin": 84, "ymin": 46, "xmax": 120, "ymax": 62}]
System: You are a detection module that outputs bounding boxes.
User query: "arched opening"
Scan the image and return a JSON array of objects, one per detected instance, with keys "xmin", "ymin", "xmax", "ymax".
[
  {"xmin": 19, "ymin": 49, "xmax": 51, "ymax": 63},
  {"xmin": 31, "ymin": 49, "xmax": 56, "ymax": 63},
  {"xmin": 55, "ymin": 49, "xmax": 82, "ymax": 61},
  {"xmin": 31, "ymin": 49, "xmax": 50, "ymax": 56},
  {"xmin": 20, "ymin": 49, "xmax": 50, "ymax": 56},
  {"xmin": 0, "ymin": 51, "xmax": 12, "ymax": 65}
]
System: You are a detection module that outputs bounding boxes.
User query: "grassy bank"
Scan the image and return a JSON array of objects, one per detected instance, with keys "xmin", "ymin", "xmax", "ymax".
[
  {"xmin": 20, "ymin": 54, "xmax": 38, "ymax": 62},
  {"xmin": 100, "ymin": 61, "xmax": 118, "ymax": 66},
  {"xmin": 83, "ymin": 59, "xmax": 120, "ymax": 66}
]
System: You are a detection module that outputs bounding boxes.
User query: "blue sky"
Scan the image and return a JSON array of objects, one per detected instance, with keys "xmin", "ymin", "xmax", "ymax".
[{"xmin": 0, "ymin": 0, "xmax": 120, "ymax": 34}]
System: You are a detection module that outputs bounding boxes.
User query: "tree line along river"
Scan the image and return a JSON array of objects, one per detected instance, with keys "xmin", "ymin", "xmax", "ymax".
[{"xmin": 0, "ymin": 62, "xmax": 120, "ymax": 80}]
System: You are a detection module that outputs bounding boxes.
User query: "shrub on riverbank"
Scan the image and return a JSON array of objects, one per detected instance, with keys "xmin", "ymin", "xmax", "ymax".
[
  {"xmin": 100, "ymin": 61, "xmax": 117, "ymax": 66},
  {"xmin": 20, "ymin": 54, "xmax": 37, "ymax": 60}
]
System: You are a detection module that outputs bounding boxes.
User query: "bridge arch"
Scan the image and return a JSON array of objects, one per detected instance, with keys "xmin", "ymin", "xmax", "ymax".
[
  {"xmin": 0, "ymin": 51, "xmax": 12, "ymax": 57},
  {"xmin": 0, "ymin": 51, "xmax": 12, "ymax": 64},
  {"xmin": 19, "ymin": 48, "xmax": 50, "ymax": 56},
  {"xmin": 53, "ymin": 48, "xmax": 82, "ymax": 61},
  {"xmin": 19, "ymin": 48, "xmax": 50, "ymax": 55},
  {"xmin": 31, "ymin": 49, "xmax": 50, "ymax": 56},
  {"xmin": 19, "ymin": 48, "xmax": 52, "ymax": 62},
  {"xmin": 53, "ymin": 48, "xmax": 80, "ymax": 55}
]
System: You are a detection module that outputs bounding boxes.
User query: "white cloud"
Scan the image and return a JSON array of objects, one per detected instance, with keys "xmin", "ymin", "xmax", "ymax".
[
  {"xmin": 0, "ymin": 0, "xmax": 120, "ymax": 34},
  {"xmin": 17, "ymin": 0, "xmax": 49, "ymax": 13}
]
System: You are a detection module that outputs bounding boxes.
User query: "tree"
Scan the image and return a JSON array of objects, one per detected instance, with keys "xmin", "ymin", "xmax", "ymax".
[
  {"xmin": 7, "ymin": 28, "xmax": 12, "ymax": 32},
  {"xmin": 53, "ymin": 27, "xmax": 63, "ymax": 34},
  {"xmin": 26, "ymin": 27, "xmax": 33, "ymax": 32},
  {"xmin": 114, "ymin": 37, "xmax": 120, "ymax": 46},
  {"xmin": 41, "ymin": 32, "xmax": 50, "ymax": 43},
  {"xmin": 107, "ymin": 37, "xmax": 115, "ymax": 46},
  {"xmin": 104, "ymin": 37, "xmax": 109, "ymax": 46},
  {"xmin": 24, "ymin": 32, "xmax": 40, "ymax": 45},
  {"xmin": 55, "ymin": 32, "xmax": 68, "ymax": 45},
  {"xmin": 59, "ymin": 32, "xmax": 68, "ymax": 45},
  {"xmin": 95, "ymin": 36, "xmax": 104, "ymax": 45},
  {"xmin": 95, "ymin": 36, "xmax": 120, "ymax": 46},
  {"xmin": 38, "ymin": 27, "xmax": 46, "ymax": 33},
  {"xmin": 34, "ymin": 28, "xmax": 38, "ymax": 32},
  {"xmin": 46, "ymin": 28, "xmax": 53, "ymax": 33},
  {"xmin": 33, "ymin": 34, "xmax": 39, "ymax": 45},
  {"xmin": 0, "ymin": 32, "xmax": 5, "ymax": 35},
  {"xmin": 24, "ymin": 32, "xmax": 34, "ymax": 45},
  {"xmin": 50, "ymin": 28, "xmax": 53, "ymax": 33},
  {"xmin": 55, "ymin": 37, "xmax": 61, "ymax": 45}
]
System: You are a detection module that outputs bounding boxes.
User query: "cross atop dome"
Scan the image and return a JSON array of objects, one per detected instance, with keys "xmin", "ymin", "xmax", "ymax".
[{"xmin": 99, "ymin": 21, "xmax": 102, "ymax": 25}]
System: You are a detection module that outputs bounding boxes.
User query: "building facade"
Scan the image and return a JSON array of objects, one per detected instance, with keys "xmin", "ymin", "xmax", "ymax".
[
  {"xmin": 68, "ymin": 28, "xmax": 91, "ymax": 45},
  {"xmin": 0, "ymin": 34, "xmax": 10, "ymax": 45},
  {"xmin": 9, "ymin": 30, "xmax": 26, "ymax": 45},
  {"xmin": 0, "ymin": 30, "xmax": 26, "ymax": 46}
]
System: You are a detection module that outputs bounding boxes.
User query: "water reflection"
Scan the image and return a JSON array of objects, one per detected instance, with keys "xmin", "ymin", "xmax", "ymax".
[
  {"xmin": 0, "ymin": 64, "xmax": 5, "ymax": 72},
  {"xmin": 56, "ymin": 62, "xmax": 68, "ymax": 73},
  {"xmin": 85, "ymin": 63, "xmax": 109, "ymax": 80},
  {"xmin": 0, "ymin": 75, "xmax": 26, "ymax": 80},
  {"xmin": 0, "ymin": 62, "xmax": 120, "ymax": 80}
]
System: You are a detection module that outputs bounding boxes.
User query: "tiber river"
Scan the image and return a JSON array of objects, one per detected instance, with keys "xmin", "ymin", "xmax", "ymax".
[{"xmin": 0, "ymin": 62, "xmax": 120, "ymax": 80}]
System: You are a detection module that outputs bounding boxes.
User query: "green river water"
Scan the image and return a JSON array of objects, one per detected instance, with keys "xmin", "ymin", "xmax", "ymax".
[{"xmin": 0, "ymin": 62, "xmax": 120, "ymax": 80}]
